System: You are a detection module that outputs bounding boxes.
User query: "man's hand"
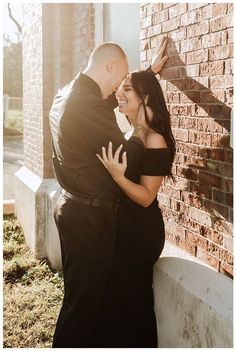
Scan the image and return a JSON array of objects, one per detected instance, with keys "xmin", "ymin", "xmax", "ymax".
[{"xmin": 150, "ymin": 36, "xmax": 168, "ymax": 74}]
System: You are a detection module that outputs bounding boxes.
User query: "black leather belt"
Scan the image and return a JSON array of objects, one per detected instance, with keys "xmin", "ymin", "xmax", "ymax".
[{"xmin": 61, "ymin": 189, "xmax": 119, "ymax": 210}]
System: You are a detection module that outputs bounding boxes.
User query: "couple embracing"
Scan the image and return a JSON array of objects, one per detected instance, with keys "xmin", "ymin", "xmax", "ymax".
[{"xmin": 49, "ymin": 37, "xmax": 175, "ymax": 348}]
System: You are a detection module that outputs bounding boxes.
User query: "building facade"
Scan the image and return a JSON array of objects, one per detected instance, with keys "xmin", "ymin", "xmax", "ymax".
[{"xmin": 15, "ymin": 3, "xmax": 233, "ymax": 347}]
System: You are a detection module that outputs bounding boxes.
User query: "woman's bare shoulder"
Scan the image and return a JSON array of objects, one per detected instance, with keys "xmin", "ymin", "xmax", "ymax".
[{"xmin": 146, "ymin": 130, "xmax": 168, "ymax": 149}]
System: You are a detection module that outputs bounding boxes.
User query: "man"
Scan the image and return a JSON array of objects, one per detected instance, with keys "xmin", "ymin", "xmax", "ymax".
[{"xmin": 49, "ymin": 39, "xmax": 167, "ymax": 347}]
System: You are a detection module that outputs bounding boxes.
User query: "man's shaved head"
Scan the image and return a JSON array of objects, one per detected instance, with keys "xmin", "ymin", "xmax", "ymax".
[
  {"xmin": 84, "ymin": 42, "xmax": 129, "ymax": 99},
  {"xmin": 89, "ymin": 42, "xmax": 127, "ymax": 65}
]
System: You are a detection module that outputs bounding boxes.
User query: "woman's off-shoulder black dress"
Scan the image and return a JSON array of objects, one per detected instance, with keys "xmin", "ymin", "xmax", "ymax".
[{"xmin": 95, "ymin": 147, "xmax": 172, "ymax": 348}]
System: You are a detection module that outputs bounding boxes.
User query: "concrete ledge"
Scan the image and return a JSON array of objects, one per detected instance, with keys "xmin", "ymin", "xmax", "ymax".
[
  {"xmin": 154, "ymin": 242, "xmax": 233, "ymax": 348},
  {"xmin": 3, "ymin": 200, "xmax": 15, "ymax": 215},
  {"xmin": 14, "ymin": 166, "xmax": 62, "ymax": 268}
]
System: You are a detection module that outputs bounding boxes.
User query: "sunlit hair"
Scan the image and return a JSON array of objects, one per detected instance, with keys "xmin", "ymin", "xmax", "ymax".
[{"xmin": 130, "ymin": 70, "xmax": 176, "ymax": 170}]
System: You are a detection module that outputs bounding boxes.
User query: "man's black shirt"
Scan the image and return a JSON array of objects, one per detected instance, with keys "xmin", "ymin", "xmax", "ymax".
[{"xmin": 49, "ymin": 73, "xmax": 145, "ymax": 201}]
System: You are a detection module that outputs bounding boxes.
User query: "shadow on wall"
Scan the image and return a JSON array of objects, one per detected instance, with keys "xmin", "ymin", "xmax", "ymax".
[{"xmin": 159, "ymin": 38, "xmax": 232, "ymax": 225}]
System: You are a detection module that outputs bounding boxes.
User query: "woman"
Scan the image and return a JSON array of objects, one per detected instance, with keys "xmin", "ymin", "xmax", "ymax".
[{"xmin": 95, "ymin": 70, "xmax": 175, "ymax": 347}]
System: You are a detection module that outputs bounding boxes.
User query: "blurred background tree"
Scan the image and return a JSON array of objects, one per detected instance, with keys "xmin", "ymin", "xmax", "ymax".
[{"xmin": 3, "ymin": 3, "xmax": 22, "ymax": 97}]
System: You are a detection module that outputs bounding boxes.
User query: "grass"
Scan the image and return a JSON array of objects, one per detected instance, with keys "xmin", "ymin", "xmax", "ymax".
[
  {"xmin": 4, "ymin": 109, "xmax": 23, "ymax": 135},
  {"xmin": 3, "ymin": 215, "xmax": 64, "ymax": 348}
]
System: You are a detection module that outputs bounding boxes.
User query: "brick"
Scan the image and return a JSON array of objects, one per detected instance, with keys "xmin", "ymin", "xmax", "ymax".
[
  {"xmin": 152, "ymin": 9, "xmax": 169, "ymax": 25},
  {"xmin": 213, "ymin": 189, "xmax": 233, "ymax": 207},
  {"xmin": 208, "ymin": 148, "xmax": 225, "ymax": 162},
  {"xmin": 189, "ymin": 181, "xmax": 212, "ymax": 199},
  {"xmin": 189, "ymin": 131, "xmax": 212, "ymax": 146},
  {"xmin": 210, "ymin": 75, "xmax": 233, "ymax": 89},
  {"xmin": 188, "ymin": 3, "xmax": 207, "ymax": 11},
  {"xmin": 196, "ymin": 248, "xmax": 220, "ymax": 271},
  {"xmin": 186, "ymin": 76, "xmax": 209, "ymax": 90},
  {"xmin": 223, "ymin": 236, "xmax": 233, "ymax": 252},
  {"xmin": 161, "ymin": 67, "xmax": 180, "ymax": 79},
  {"xmin": 200, "ymin": 61, "xmax": 224, "ymax": 76},
  {"xmin": 189, "ymin": 208, "xmax": 212, "ymax": 227},
  {"xmin": 200, "ymin": 90, "xmax": 224, "ymax": 104},
  {"xmin": 169, "ymin": 3, "xmax": 187, "ymax": 18},
  {"xmin": 181, "ymin": 37, "xmax": 201, "ymax": 54},
  {"xmin": 152, "ymin": 24, "xmax": 162, "ymax": 36},
  {"xmin": 179, "ymin": 64, "xmax": 200, "ymax": 78},
  {"xmin": 181, "ymin": 167, "xmax": 198, "ymax": 181},
  {"xmin": 170, "ymin": 104, "xmax": 189, "ymax": 116},
  {"xmin": 179, "ymin": 116, "xmax": 198, "ymax": 129},
  {"xmin": 180, "ymin": 91, "xmax": 200, "ymax": 104},
  {"xmin": 162, "ymin": 3, "xmax": 175, "ymax": 9},
  {"xmin": 166, "ymin": 92, "xmax": 179, "ymax": 103},
  {"xmin": 168, "ymin": 28, "xmax": 187, "ymax": 42},
  {"xmin": 200, "ymin": 227, "xmax": 223, "ymax": 246},
  {"xmin": 213, "ymin": 218, "xmax": 233, "ymax": 237},
  {"xmin": 212, "ymin": 134, "xmax": 230, "ymax": 148},
  {"xmin": 162, "ymin": 17, "xmax": 181, "ymax": 32},
  {"xmin": 141, "ymin": 16, "xmax": 152, "ymax": 28},
  {"xmin": 206, "ymin": 200, "xmax": 229, "ymax": 220},
  {"xmin": 187, "ymin": 21, "xmax": 209, "ymax": 37},
  {"xmin": 224, "ymin": 149, "xmax": 233, "ymax": 163},
  {"xmin": 225, "ymin": 59, "xmax": 233, "ymax": 75},
  {"xmin": 167, "ymin": 79, "xmax": 186, "ymax": 92},
  {"xmin": 198, "ymin": 171, "xmax": 222, "ymax": 188},
  {"xmin": 210, "ymin": 16, "xmax": 228, "ymax": 32},
  {"xmin": 202, "ymin": 32, "xmax": 221, "ymax": 48},
  {"xmin": 211, "ymin": 3, "xmax": 228, "ymax": 17},
  {"xmin": 189, "ymin": 104, "xmax": 209, "ymax": 117},
  {"xmin": 148, "ymin": 3, "xmax": 162, "ymax": 14},
  {"xmin": 175, "ymin": 236, "xmax": 196, "ymax": 256},
  {"xmin": 164, "ymin": 54, "xmax": 186, "ymax": 68},
  {"xmin": 209, "ymin": 44, "xmax": 233, "ymax": 61},
  {"xmin": 225, "ymin": 88, "xmax": 233, "ymax": 105},
  {"xmin": 210, "ymin": 104, "xmax": 231, "ymax": 120},
  {"xmin": 165, "ymin": 221, "xmax": 185, "ymax": 239},
  {"xmin": 181, "ymin": 9, "xmax": 202, "ymax": 26},
  {"xmin": 207, "ymin": 242, "xmax": 220, "ymax": 257},
  {"xmin": 186, "ymin": 231, "xmax": 208, "ymax": 250},
  {"xmin": 171, "ymin": 115, "xmax": 180, "ymax": 128},
  {"xmin": 140, "ymin": 5, "xmax": 147, "ymax": 18},
  {"xmin": 202, "ymin": 4, "xmax": 212, "ymax": 20},
  {"xmin": 187, "ymin": 49, "xmax": 208, "ymax": 64},
  {"xmin": 197, "ymin": 118, "xmax": 213, "ymax": 132},
  {"xmin": 220, "ymin": 262, "xmax": 233, "ymax": 279},
  {"xmin": 219, "ymin": 163, "xmax": 233, "ymax": 178},
  {"xmin": 222, "ymin": 178, "xmax": 233, "ymax": 193},
  {"xmin": 208, "ymin": 120, "xmax": 223, "ymax": 133},
  {"xmin": 219, "ymin": 248, "xmax": 233, "ymax": 265}
]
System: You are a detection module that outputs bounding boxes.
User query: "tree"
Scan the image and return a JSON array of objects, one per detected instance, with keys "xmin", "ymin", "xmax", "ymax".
[
  {"xmin": 3, "ymin": 35, "xmax": 22, "ymax": 97},
  {"xmin": 3, "ymin": 3, "xmax": 22, "ymax": 97}
]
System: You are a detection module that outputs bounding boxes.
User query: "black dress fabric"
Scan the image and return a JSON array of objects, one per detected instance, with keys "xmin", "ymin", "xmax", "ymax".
[{"xmin": 94, "ymin": 147, "xmax": 172, "ymax": 348}]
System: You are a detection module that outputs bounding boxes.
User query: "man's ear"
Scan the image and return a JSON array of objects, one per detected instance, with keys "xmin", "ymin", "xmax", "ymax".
[
  {"xmin": 106, "ymin": 62, "xmax": 113, "ymax": 73},
  {"xmin": 106, "ymin": 59, "xmax": 115, "ymax": 73}
]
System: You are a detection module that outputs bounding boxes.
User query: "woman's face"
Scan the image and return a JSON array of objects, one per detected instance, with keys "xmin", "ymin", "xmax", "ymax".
[{"xmin": 116, "ymin": 76, "xmax": 142, "ymax": 122}]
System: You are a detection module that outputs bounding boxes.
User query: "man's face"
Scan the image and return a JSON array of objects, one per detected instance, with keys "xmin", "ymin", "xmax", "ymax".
[{"xmin": 108, "ymin": 57, "xmax": 129, "ymax": 97}]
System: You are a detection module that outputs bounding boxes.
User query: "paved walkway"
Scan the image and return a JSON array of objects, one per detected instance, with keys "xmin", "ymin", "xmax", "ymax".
[{"xmin": 3, "ymin": 137, "xmax": 23, "ymax": 200}]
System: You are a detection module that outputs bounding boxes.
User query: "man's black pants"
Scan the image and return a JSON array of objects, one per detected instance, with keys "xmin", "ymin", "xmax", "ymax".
[{"xmin": 52, "ymin": 193, "xmax": 117, "ymax": 348}]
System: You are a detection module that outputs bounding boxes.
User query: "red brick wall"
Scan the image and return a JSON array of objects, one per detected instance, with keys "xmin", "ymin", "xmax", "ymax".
[
  {"xmin": 72, "ymin": 3, "xmax": 95, "ymax": 75},
  {"xmin": 22, "ymin": 3, "xmax": 44, "ymax": 177},
  {"xmin": 22, "ymin": 3, "xmax": 95, "ymax": 178},
  {"xmin": 140, "ymin": 3, "xmax": 233, "ymax": 277}
]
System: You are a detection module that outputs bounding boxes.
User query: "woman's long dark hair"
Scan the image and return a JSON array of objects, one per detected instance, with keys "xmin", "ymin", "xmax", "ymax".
[{"xmin": 130, "ymin": 70, "xmax": 176, "ymax": 169}]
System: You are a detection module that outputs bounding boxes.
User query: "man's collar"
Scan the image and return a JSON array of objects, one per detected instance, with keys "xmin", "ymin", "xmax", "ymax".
[{"xmin": 77, "ymin": 72, "xmax": 102, "ymax": 98}]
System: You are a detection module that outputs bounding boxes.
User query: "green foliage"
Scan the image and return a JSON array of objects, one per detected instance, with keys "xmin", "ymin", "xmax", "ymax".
[{"xmin": 3, "ymin": 36, "xmax": 22, "ymax": 97}]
